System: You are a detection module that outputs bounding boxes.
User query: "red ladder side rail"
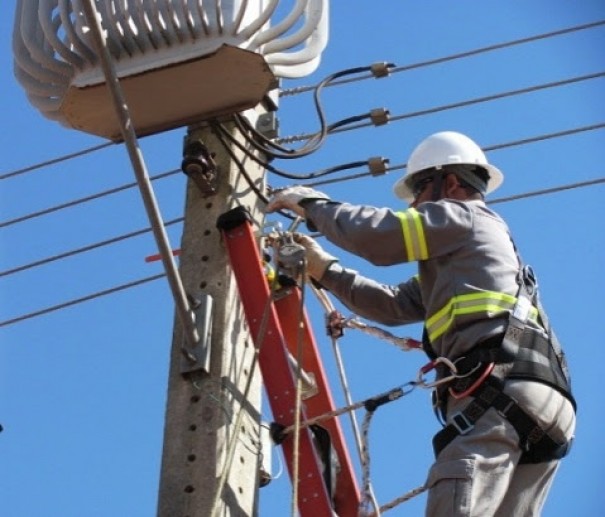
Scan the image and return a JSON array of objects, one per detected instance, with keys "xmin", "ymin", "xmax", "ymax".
[
  {"xmin": 274, "ymin": 289, "xmax": 362, "ymax": 516},
  {"xmin": 217, "ymin": 207, "xmax": 334, "ymax": 516}
]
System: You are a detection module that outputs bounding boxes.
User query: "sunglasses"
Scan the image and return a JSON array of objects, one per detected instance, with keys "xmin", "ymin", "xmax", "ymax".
[{"xmin": 411, "ymin": 176, "xmax": 435, "ymax": 199}]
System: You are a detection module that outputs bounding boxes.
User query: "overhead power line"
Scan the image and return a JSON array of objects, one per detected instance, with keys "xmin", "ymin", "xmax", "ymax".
[
  {"xmin": 1, "ymin": 174, "xmax": 602, "ymax": 329},
  {"xmin": 305, "ymin": 123, "xmax": 605, "ymax": 188},
  {"xmin": 0, "ymin": 217, "xmax": 184, "ymax": 278},
  {"xmin": 278, "ymin": 71, "xmax": 605, "ymax": 144},
  {"xmin": 0, "ymin": 169, "xmax": 181, "ymax": 229},
  {"xmin": 1, "ymin": 122, "xmax": 602, "ymax": 283},
  {"xmin": 0, "ymin": 142, "xmax": 112, "ymax": 181},
  {"xmin": 280, "ymin": 19, "xmax": 605, "ymax": 96},
  {"xmin": 0, "ymin": 123, "xmax": 605, "ymax": 327},
  {"xmin": 3, "ymin": 73, "xmax": 601, "ymax": 231},
  {"xmin": 3, "ymin": 20, "xmax": 602, "ymax": 185},
  {"xmin": 489, "ymin": 177, "xmax": 605, "ymax": 205},
  {"xmin": 0, "ymin": 274, "xmax": 166, "ymax": 328}
]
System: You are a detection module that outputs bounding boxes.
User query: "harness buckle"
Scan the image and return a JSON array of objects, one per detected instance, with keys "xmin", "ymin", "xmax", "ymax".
[{"xmin": 451, "ymin": 411, "xmax": 474, "ymax": 435}]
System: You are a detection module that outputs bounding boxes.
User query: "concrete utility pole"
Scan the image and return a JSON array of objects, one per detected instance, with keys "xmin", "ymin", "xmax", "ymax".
[{"xmin": 157, "ymin": 114, "xmax": 269, "ymax": 517}]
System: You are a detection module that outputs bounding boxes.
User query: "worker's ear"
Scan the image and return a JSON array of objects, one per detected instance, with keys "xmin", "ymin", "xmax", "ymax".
[{"xmin": 443, "ymin": 173, "xmax": 461, "ymax": 198}]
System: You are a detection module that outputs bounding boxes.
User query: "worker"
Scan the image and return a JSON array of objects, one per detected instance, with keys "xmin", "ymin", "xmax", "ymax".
[{"xmin": 266, "ymin": 131, "xmax": 576, "ymax": 516}]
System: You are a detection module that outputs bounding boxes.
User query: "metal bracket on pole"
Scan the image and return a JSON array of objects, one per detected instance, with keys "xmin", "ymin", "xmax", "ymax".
[
  {"xmin": 181, "ymin": 293, "xmax": 213, "ymax": 375},
  {"xmin": 181, "ymin": 137, "xmax": 218, "ymax": 198}
]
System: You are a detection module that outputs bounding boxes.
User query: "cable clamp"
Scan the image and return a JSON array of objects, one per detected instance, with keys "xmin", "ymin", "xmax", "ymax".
[
  {"xmin": 368, "ymin": 156, "xmax": 390, "ymax": 176},
  {"xmin": 370, "ymin": 107, "xmax": 390, "ymax": 126},
  {"xmin": 370, "ymin": 61, "xmax": 395, "ymax": 78}
]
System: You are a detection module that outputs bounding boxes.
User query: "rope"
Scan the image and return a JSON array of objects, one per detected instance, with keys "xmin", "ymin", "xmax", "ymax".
[
  {"xmin": 209, "ymin": 289, "xmax": 275, "ymax": 517},
  {"xmin": 344, "ymin": 317, "xmax": 423, "ymax": 352},
  {"xmin": 371, "ymin": 485, "xmax": 429, "ymax": 515},
  {"xmin": 357, "ymin": 407, "xmax": 428, "ymax": 516},
  {"xmin": 310, "ymin": 285, "xmax": 382, "ymax": 515},
  {"xmin": 274, "ymin": 354, "xmax": 463, "ymax": 515},
  {"xmin": 358, "ymin": 410, "xmax": 378, "ymax": 515},
  {"xmin": 290, "ymin": 262, "xmax": 308, "ymax": 517}
]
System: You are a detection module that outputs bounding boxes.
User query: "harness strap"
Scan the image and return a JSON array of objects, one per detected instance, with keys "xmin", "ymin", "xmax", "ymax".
[{"xmin": 432, "ymin": 377, "xmax": 572, "ymax": 464}]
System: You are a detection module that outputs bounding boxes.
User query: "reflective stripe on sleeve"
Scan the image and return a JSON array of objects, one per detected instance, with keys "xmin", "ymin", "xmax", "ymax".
[
  {"xmin": 425, "ymin": 291, "xmax": 539, "ymax": 342},
  {"xmin": 396, "ymin": 209, "xmax": 429, "ymax": 261}
]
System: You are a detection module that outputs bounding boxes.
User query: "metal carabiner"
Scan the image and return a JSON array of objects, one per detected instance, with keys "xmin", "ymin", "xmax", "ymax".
[{"xmin": 415, "ymin": 357, "xmax": 458, "ymax": 389}]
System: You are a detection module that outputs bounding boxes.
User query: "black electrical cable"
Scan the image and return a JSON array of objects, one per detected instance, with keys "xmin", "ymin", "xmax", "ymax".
[
  {"xmin": 305, "ymin": 123, "xmax": 605, "ymax": 188},
  {"xmin": 209, "ymin": 121, "xmax": 268, "ymax": 200},
  {"xmin": 235, "ymin": 64, "xmax": 393, "ymax": 160},
  {"xmin": 208, "ymin": 121, "xmax": 296, "ymax": 223},
  {"xmin": 215, "ymin": 120, "xmax": 368, "ymax": 181},
  {"xmin": 3, "ymin": 20, "xmax": 600, "ymax": 183},
  {"xmin": 280, "ymin": 20, "xmax": 605, "ymax": 97},
  {"xmin": 278, "ymin": 71, "xmax": 605, "ymax": 145}
]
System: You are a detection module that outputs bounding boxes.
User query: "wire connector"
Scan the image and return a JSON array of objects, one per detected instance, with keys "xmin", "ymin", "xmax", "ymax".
[
  {"xmin": 370, "ymin": 61, "xmax": 394, "ymax": 78},
  {"xmin": 370, "ymin": 107, "xmax": 390, "ymax": 126},
  {"xmin": 368, "ymin": 156, "xmax": 390, "ymax": 176}
]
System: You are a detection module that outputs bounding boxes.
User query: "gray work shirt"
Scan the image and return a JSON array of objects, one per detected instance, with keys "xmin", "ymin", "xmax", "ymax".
[{"xmin": 304, "ymin": 198, "xmax": 531, "ymax": 360}]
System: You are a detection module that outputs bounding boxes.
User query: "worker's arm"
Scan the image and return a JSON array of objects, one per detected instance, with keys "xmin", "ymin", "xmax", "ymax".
[
  {"xmin": 319, "ymin": 264, "xmax": 425, "ymax": 326},
  {"xmin": 266, "ymin": 185, "xmax": 473, "ymax": 266}
]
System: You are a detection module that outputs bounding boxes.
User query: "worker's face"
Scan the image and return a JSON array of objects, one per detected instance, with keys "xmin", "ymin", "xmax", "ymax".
[
  {"xmin": 410, "ymin": 173, "xmax": 467, "ymax": 207},
  {"xmin": 410, "ymin": 175, "xmax": 437, "ymax": 208}
]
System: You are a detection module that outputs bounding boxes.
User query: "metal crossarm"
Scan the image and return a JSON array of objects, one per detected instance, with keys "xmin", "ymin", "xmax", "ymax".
[{"xmin": 217, "ymin": 207, "xmax": 361, "ymax": 516}]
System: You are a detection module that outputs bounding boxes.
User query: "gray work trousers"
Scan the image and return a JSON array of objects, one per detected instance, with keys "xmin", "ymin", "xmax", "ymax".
[{"xmin": 425, "ymin": 380, "xmax": 576, "ymax": 517}]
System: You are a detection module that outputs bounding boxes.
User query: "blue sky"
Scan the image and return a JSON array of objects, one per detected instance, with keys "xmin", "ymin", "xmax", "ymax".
[{"xmin": 1, "ymin": 2, "xmax": 604, "ymax": 516}]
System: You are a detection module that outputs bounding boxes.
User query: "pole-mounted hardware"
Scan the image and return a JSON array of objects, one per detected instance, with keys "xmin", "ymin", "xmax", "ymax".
[
  {"xmin": 180, "ymin": 293, "xmax": 213, "ymax": 375},
  {"xmin": 181, "ymin": 138, "xmax": 218, "ymax": 197}
]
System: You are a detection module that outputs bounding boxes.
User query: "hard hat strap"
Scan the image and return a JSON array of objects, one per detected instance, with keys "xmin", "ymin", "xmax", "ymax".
[{"xmin": 430, "ymin": 172, "xmax": 445, "ymax": 201}]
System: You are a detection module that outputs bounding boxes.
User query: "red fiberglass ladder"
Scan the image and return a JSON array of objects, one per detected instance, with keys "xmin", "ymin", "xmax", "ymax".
[{"xmin": 217, "ymin": 207, "xmax": 361, "ymax": 516}]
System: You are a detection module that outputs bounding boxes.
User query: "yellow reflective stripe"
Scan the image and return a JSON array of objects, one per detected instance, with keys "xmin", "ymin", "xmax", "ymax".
[
  {"xmin": 397, "ymin": 209, "xmax": 428, "ymax": 261},
  {"xmin": 426, "ymin": 291, "xmax": 518, "ymax": 342}
]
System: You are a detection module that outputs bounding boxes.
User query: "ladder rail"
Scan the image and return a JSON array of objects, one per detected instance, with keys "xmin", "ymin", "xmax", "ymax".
[{"xmin": 218, "ymin": 207, "xmax": 361, "ymax": 516}]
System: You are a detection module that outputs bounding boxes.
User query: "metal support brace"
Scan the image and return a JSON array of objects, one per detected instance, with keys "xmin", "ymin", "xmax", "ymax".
[{"xmin": 181, "ymin": 293, "xmax": 213, "ymax": 374}]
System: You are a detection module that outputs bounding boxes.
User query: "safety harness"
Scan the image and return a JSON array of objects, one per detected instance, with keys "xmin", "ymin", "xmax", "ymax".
[{"xmin": 425, "ymin": 265, "xmax": 576, "ymax": 464}]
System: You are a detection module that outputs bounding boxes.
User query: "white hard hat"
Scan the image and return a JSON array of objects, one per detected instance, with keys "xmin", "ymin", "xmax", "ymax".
[{"xmin": 393, "ymin": 131, "xmax": 504, "ymax": 201}]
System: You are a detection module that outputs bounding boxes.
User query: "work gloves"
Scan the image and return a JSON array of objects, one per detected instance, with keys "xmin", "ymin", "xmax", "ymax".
[
  {"xmin": 266, "ymin": 186, "xmax": 336, "ymax": 280},
  {"xmin": 290, "ymin": 233, "xmax": 338, "ymax": 281},
  {"xmin": 265, "ymin": 185, "xmax": 330, "ymax": 218}
]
